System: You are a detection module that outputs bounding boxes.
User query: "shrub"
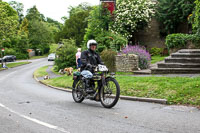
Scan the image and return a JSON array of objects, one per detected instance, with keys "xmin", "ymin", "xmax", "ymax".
[
  {"xmin": 113, "ymin": 0, "xmax": 155, "ymax": 39},
  {"xmin": 120, "ymin": 45, "xmax": 151, "ymax": 69},
  {"xmin": 150, "ymin": 47, "xmax": 164, "ymax": 56},
  {"xmin": 166, "ymin": 33, "xmax": 200, "ymax": 49},
  {"xmin": 55, "ymin": 39, "xmax": 77, "ymax": 71},
  {"xmin": 101, "ymin": 50, "xmax": 117, "ymax": 72},
  {"xmin": 5, "ymin": 48, "xmax": 16, "ymax": 55},
  {"xmin": 15, "ymin": 52, "xmax": 29, "ymax": 59}
]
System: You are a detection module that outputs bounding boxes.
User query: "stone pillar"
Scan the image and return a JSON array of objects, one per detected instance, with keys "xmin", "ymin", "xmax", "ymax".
[{"xmin": 115, "ymin": 54, "xmax": 139, "ymax": 72}]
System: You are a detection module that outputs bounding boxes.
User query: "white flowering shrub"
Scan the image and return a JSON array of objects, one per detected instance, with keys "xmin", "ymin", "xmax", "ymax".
[{"xmin": 113, "ymin": 0, "xmax": 155, "ymax": 39}]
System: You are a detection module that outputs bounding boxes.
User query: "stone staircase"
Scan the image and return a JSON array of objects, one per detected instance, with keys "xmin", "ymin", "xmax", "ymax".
[{"xmin": 151, "ymin": 49, "xmax": 200, "ymax": 74}]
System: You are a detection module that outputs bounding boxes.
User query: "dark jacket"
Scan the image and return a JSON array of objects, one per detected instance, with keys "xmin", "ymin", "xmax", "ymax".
[{"xmin": 80, "ymin": 49, "xmax": 103, "ymax": 72}]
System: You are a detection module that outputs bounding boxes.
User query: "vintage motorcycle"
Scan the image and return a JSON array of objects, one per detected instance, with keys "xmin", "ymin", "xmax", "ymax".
[{"xmin": 72, "ymin": 65, "xmax": 120, "ymax": 108}]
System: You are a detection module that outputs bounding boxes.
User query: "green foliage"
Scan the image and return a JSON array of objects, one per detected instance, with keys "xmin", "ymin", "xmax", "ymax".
[
  {"xmin": 60, "ymin": 11, "xmax": 89, "ymax": 46},
  {"xmin": 150, "ymin": 47, "xmax": 163, "ymax": 56},
  {"xmin": 84, "ymin": 6, "xmax": 112, "ymax": 42},
  {"xmin": 25, "ymin": 5, "xmax": 45, "ymax": 21},
  {"xmin": 9, "ymin": 1, "xmax": 24, "ymax": 23},
  {"xmin": 55, "ymin": 39, "xmax": 77, "ymax": 71},
  {"xmin": 28, "ymin": 20, "xmax": 53, "ymax": 50},
  {"xmin": 100, "ymin": 50, "xmax": 117, "ymax": 72},
  {"xmin": 68, "ymin": 2, "xmax": 92, "ymax": 17},
  {"xmin": 156, "ymin": 0, "xmax": 195, "ymax": 35},
  {"xmin": 113, "ymin": 0, "xmax": 155, "ymax": 39},
  {"xmin": 193, "ymin": 0, "xmax": 200, "ymax": 34},
  {"xmin": 0, "ymin": 1, "xmax": 19, "ymax": 46},
  {"xmin": 15, "ymin": 52, "xmax": 29, "ymax": 59},
  {"xmin": 166, "ymin": 33, "xmax": 200, "ymax": 49},
  {"xmin": 56, "ymin": 3, "xmax": 92, "ymax": 46},
  {"xmin": 5, "ymin": 48, "xmax": 16, "ymax": 55},
  {"xmin": 49, "ymin": 44, "xmax": 58, "ymax": 54}
]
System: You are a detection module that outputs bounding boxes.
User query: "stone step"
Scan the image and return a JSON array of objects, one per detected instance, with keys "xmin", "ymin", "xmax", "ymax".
[
  {"xmin": 151, "ymin": 68, "xmax": 200, "ymax": 74},
  {"xmin": 178, "ymin": 49, "xmax": 200, "ymax": 53},
  {"xmin": 157, "ymin": 63, "xmax": 200, "ymax": 68},
  {"xmin": 165, "ymin": 57, "xmax": 200, "ymax": 63},
  {"xmin": 171, "ymin": 53, "xmax": 200, "ymax": 58}
]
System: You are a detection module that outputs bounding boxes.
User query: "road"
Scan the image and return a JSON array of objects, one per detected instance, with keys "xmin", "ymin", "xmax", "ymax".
[{"xmin": 0, "ymin": 58, "xmax": 199, "ymax": 133}]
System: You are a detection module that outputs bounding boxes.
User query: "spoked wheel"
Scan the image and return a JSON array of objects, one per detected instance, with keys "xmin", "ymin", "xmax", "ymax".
[
  {"xmin": 72, "ymin": 79, "xmax": 84, "ymax": 103},
  {"xmin": 100, "ymin": 78, "xmax": 120, "ymax": 108}
]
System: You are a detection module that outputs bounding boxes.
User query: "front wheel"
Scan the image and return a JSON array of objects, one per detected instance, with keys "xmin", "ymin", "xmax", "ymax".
[
  {"xmin": 100, "ymin": 78, "xmax": 120, "ymax": 108},
  {"xmin": 72, "ymin": 79, "xmax": 84, "ymax": 103}
]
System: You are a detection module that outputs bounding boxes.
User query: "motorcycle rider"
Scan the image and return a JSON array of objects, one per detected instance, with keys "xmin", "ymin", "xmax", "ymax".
[{"xmin": 80, "ymin": 39, "xmax": 104, "ymax": 93}]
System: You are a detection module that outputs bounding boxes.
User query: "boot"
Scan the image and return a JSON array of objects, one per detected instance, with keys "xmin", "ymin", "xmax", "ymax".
[{"xmin": 85, "ymin": 79, "xmax": 94, "ymax": 93}]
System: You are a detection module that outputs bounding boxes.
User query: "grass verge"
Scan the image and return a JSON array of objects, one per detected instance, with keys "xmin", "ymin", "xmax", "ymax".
[
  {"xmin": 30, "ymin": 55, "xmax": 48, "ymax": 60},
  {"xmin": 42, "ymin": 75, "xmax": 200, "ymax": 106},
  {"xmin": 6, "ymin": 62, "xmax": 30, "ymax": 68},
  {"xmin": 34, "ymin": 65, "xmax": 49, "ymax": 78}
]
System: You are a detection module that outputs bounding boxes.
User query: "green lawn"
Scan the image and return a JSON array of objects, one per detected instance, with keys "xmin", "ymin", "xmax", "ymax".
[
  {"xmin": 151, "ymin": 55, "xmax": 168, "ymax": 64},
  {"xmin": 41, "ymin": 74, "xmax": 200, "ymax": 106},
  {"xmin": 34, "ymin": 65, "xmax": 49, "ymax": 77},
  {"xmin": 30, "ymin": 55, "xmax": 48, "ymax": 60},
  {"xmin": 6, "ymin": 62, "xmax": 30, "ymax": 68}
]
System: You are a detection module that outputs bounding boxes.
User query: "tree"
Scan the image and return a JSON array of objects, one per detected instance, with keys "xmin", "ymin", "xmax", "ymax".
[
  {"xmin": 68, "ymin": 2, "xmax": 92, "ymax": 17},
  {"xmin": 0, "ymin": 1, "xmax": 18, "ymax": 47},
  {"xmin": 26, "ymin": 5, "xmax": 45, "ymax": 22},
  {"xmin": 156, "ymin": 0, "xmax": 195, "ymax": 35},
  {"xmin": 84, "ymin": 6, "xmax": 111, "ymax": 41},
  {"xmin": 57, "ymin": 3, "xmax": 92, "ymax": 46},
  {"xmin": 9, "ymin": 1, "xmax": 24, "ymax": 23},
  {"xmin": 193, "ymin": 0, "xmax": 200, "ymax": 34},
  {"xmin": 112, "ymin": 0, "xmax": 155, "ymax": 40},
  {"xmin": 28, "ymin": 20, "xmax": 53, "ymax": 51}
]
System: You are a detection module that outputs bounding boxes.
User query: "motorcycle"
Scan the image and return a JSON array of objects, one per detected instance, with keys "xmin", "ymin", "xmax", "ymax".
[{"xmin": 72, "ymin": 64, "xmax": 120, "ymax": 108}]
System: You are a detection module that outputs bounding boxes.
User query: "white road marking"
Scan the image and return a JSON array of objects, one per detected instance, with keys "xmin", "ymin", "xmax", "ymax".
[{"xmin": 0, "ymin": 103, "xmax": 70, "ymax": 133}]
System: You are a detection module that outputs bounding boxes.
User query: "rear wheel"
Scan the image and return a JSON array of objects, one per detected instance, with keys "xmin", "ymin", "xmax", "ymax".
[
  {"xmin": 100, "ymin": 78, "xmax": 120, "ymax": 108},
  {"xmin": 72, "ymin": 79, "xmax": 84, "ymax": 103}
]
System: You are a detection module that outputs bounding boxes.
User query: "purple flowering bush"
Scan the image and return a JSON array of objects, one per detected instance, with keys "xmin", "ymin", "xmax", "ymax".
[{"xmin": 120, "ymin": 45, "xmax": 151, "ymax": 69}]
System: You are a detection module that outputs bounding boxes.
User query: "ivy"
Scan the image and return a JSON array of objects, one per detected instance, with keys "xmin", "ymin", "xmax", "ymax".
[{"xmin": 156, "ymin": 0, "xmax": 195, "ymax": 36}]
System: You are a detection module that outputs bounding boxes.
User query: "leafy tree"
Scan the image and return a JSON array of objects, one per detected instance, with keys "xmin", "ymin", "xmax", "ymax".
[
  {"xmin": 112, "ymin": 0, "xmax": 155, "ymax": 40},
  {"xmin": 84, "ymin": 6, "xmax": 111, "ymax": 41},
  {"xmin": 61, "ymin": 11, "xmax": 89, "ymax": 46},
  {"xmin": 156, "ymin": 0, "xmax": 195, "ymax": 35},
  {"xmin": 0, "ymin": 1, "xmax": 18, "ymax": 47},
  {"xmin": 193, "ymin": 0, "xmax": 200, "ymax": 34},
  {"xmin": 28, "ymin": 20, "xmax": 53, "ymax": 52},
  {"xmin": 69, "ymin": 2, "xmax": 92, "ymax": 17},
  {"xmin": 46, "ymin": 17, "xmax": 62, "ymax": 30},
  {"xmin": 19, "ymin": 18, "xmax": 29, "ymax": 35},
  {"xmin": 26, "ymin": 5, "xmax": 45, "ymax": 22},
  {"xmin": 9, "ymin": 1, "xmax": 24, "ymax": 23},
  {"xmin": 57, "ymin": 3, "xmax": 92, "ymax": 46}
]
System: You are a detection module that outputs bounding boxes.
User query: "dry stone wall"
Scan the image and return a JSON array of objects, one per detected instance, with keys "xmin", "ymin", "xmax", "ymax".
[{"xmin": 115, "ymin": 54, "xmax": 139, "ymax": 72}]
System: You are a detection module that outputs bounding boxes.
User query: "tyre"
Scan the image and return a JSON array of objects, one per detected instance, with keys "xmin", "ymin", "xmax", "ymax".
[
  {"xmin": 72, "ymin": 79, "xmax": 84, "ymax": 103},
  {"xmin": 100, "ymin": 78, "xmax": 120, "ymax": 108}
]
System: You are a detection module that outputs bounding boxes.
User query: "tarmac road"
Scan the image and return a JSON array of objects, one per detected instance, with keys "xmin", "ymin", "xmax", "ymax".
[{"xmin": 0, "ymin": 58, "xmax": 199, "ymax": 133}]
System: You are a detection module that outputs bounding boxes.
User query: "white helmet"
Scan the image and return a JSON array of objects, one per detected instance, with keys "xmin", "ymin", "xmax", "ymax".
[{"xmin": 87, "ymin": 40, "xmax": 98, "ymax": 49}]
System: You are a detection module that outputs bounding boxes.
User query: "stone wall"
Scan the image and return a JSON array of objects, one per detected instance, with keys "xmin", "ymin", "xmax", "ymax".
[
  {"xmin": 115, "ymin": 54, "xmax": 139, "ymax": 72},
  {"xmin": 134, "ymin": 18, "xmax": 165, "ymax": 49}
]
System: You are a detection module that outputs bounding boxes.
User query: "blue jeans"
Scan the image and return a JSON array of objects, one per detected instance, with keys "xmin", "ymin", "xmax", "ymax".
[{"xmin": 81, "ymin": 70, "xmax": 93, "ymax": 79}]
